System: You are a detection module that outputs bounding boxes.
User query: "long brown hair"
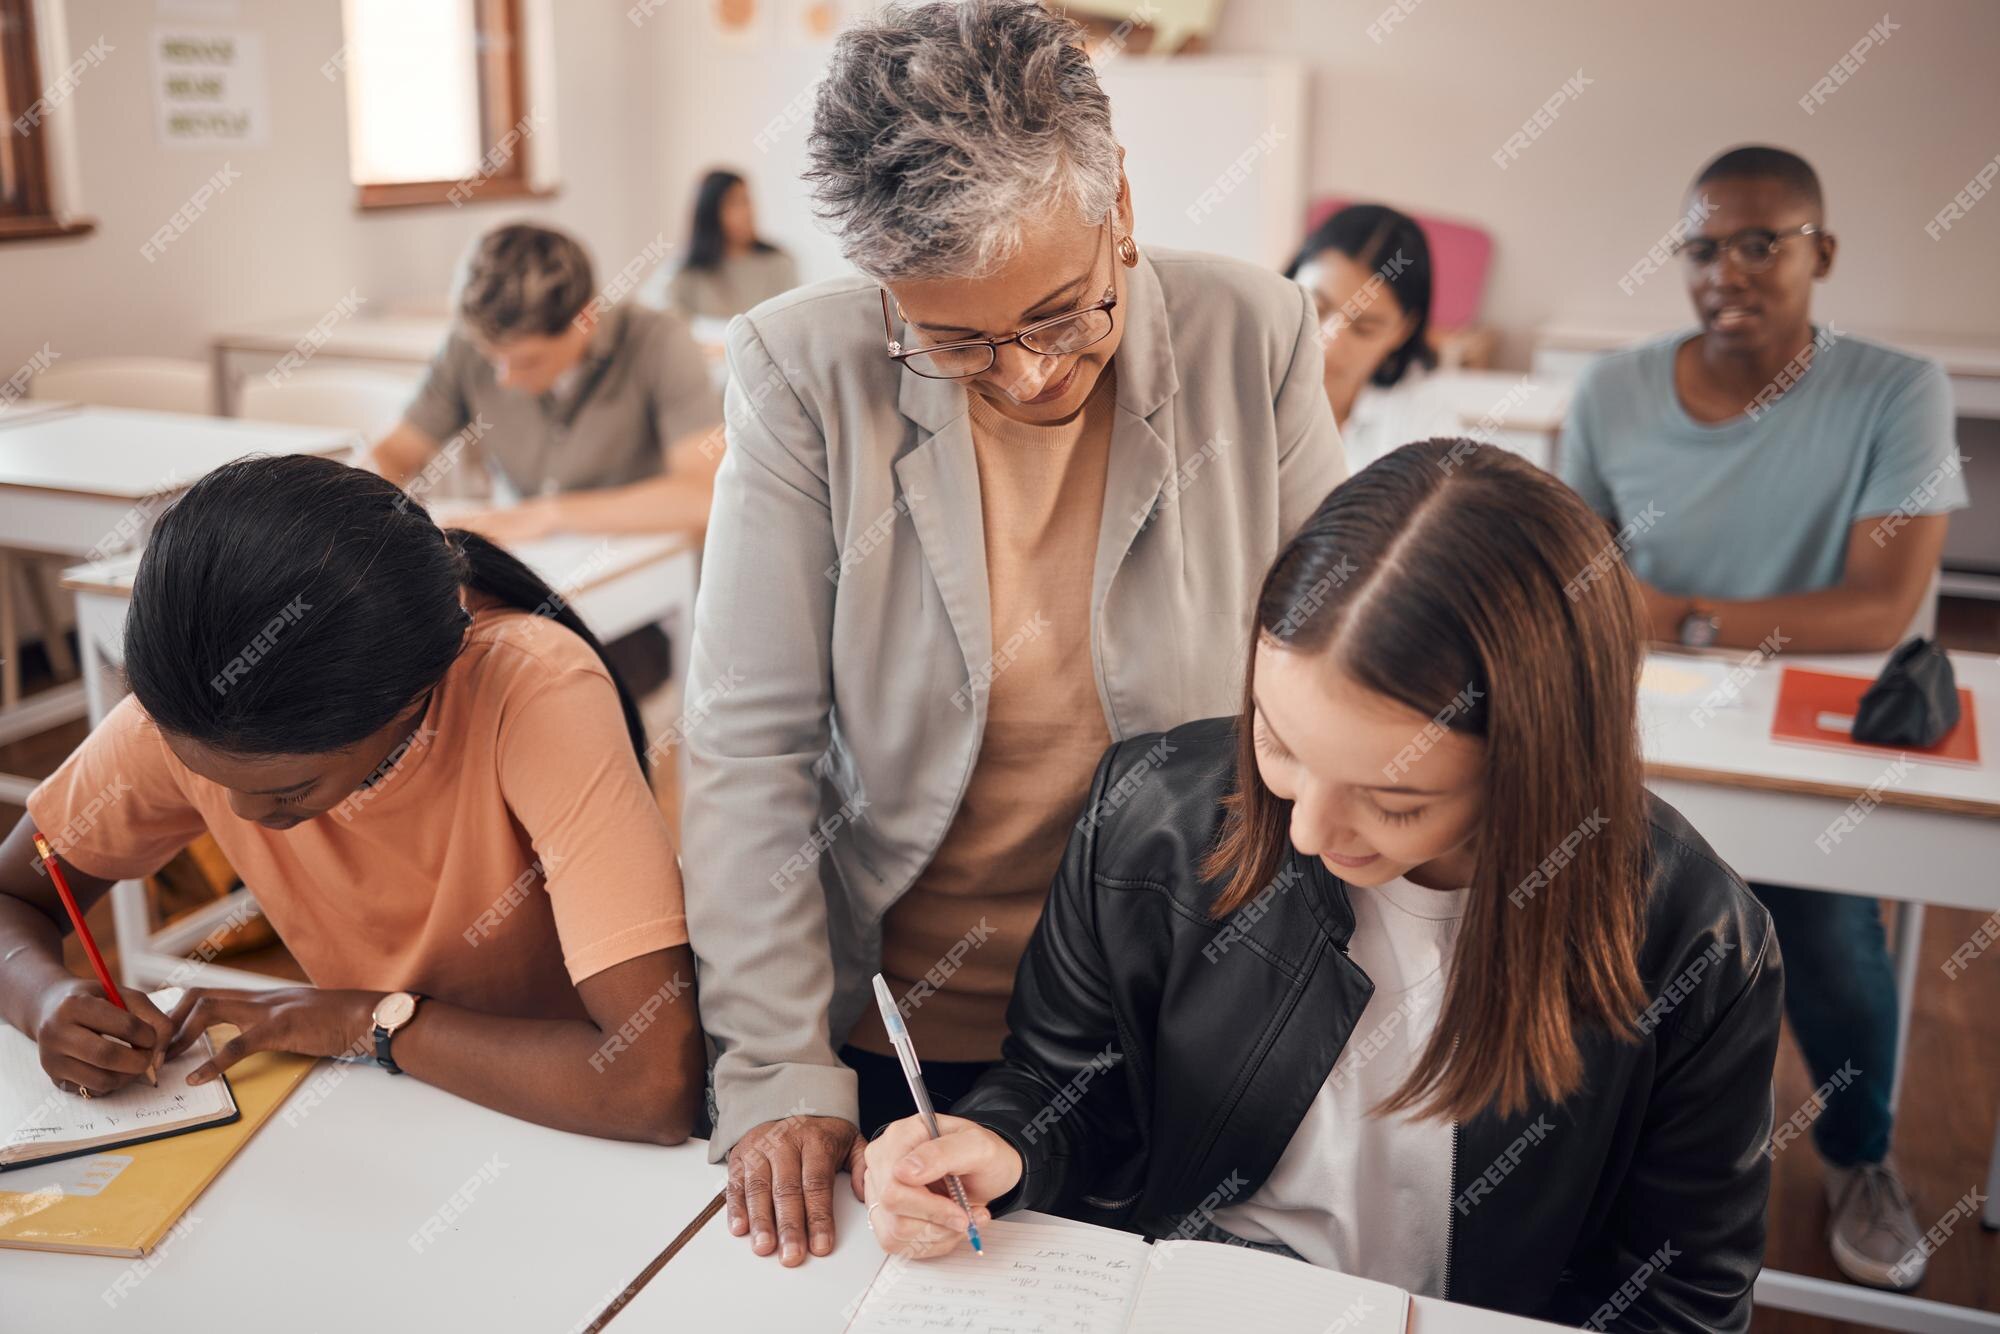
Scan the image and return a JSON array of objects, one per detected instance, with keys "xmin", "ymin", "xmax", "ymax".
[{"xmin": 1203, "ymin": 439, "xmax": 1651, "ymax": 1122}]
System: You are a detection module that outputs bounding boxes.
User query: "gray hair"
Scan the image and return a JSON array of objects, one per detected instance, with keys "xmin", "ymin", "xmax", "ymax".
[
  {"xmin": 805, "ymin": 0, "xmax": 1121, "ymax": 282},
  {"xmin": 456, "ymin": 223, "xmax": 596, "ymax": 341}
]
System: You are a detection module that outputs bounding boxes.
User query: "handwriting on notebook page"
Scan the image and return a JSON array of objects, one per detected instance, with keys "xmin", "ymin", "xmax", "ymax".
[{"xmin": 845, "ymin": 1220, "xmax": 1148, "ymax": 1334}]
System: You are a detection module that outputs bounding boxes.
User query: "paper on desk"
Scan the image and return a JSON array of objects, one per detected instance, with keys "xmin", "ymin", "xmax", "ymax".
[{"xmin": 1640, "ymin": 657, "xmax": 1743, "ymax": 705}]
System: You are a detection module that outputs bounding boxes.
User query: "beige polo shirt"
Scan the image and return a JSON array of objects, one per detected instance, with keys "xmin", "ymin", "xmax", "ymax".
[{"xmin": 403, "ymin": 304, "xmax": 722, "ymax": 498}]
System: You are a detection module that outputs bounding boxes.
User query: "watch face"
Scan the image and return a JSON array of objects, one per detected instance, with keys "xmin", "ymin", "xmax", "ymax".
[
  {"xmin": 373, "ymin": 991, "xmax": 417, "ymax": 1030},
  {"xmin": 1681, "ymin": 614, "xmax": 1718, "ymax": 648}
]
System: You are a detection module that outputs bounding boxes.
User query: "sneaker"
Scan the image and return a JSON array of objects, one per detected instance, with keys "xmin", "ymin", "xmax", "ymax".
[{"xmin": 1824, "ymin": 1161, "xmax": 1926, "ymax": 1290}]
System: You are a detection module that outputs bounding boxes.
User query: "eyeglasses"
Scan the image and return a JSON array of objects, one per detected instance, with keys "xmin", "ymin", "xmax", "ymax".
[
  {"xmin": 1670, "ymin": 224, "xmax": 1824, "ymax": 273},
  {"xmin": 881, "ymin": 220, "xmax": 1119, "ymax": 380}
]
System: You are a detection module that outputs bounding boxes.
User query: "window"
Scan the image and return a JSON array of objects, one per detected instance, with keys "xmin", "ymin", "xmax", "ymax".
[
  {"xmin": 0, "ymin": 0, "xmax": 91, "ymax": 241},
  {"xmin": 339, "ymin": 0, "xmax": 551, "ymax": 210}
]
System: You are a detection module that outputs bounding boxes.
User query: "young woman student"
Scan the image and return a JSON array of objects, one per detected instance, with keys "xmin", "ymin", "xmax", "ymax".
[
  {"xmin": 863, "ymin": 441, "xmax": 1785, "ymax": 1332},
  {"xmin": 0, "ymin": 454, "xmax": 702, "ymax": 1143},
  {"xmin": 1286, "ymin": 204, "xmax": 1453, "ymax": 473}
]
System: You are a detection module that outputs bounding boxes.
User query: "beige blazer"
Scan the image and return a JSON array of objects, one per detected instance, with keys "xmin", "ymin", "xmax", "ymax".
[{"xmin": 682, "ymin": 247, "xmax": 1346, "ymax": 1156}]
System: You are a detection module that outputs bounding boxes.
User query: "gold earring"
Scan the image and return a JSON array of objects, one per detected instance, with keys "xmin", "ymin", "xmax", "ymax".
[{"xmin": 1117, "ymin": 234, "xmax": 1139, "ymax": 268}]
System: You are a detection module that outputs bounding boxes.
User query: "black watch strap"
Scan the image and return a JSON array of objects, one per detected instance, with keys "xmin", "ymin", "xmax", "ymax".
[{"xmin": 373, "ymin": 992, "xmax": 426, "ymax": 1075}]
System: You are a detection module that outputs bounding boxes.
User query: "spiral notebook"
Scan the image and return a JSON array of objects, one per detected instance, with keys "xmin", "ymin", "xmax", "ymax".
[{"xmin": 843, "ymin": 1217, "xmax": 1409, "ymax": 1333}]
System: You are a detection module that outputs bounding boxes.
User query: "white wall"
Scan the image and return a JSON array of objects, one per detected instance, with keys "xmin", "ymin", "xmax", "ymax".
[
  {"xmin": 6, "ymin": 1, "xmax": 1997, "ymax": 381},
  {"xmin": 649, "ymin": 0, "xmax": 2000, "ymax": 366},
  {"xmin": 0, "ymin": 0, "xmax": 670, "ymax": 379},
  {"xmin": 1204, "ymin": 0, "xmax": 2000, "ymax": 363}
]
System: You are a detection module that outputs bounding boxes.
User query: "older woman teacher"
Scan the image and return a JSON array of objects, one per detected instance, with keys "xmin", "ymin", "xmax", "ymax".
[{"xmin": 682, "ymin": 0, "xmax": 1345, "ymax": 1264}]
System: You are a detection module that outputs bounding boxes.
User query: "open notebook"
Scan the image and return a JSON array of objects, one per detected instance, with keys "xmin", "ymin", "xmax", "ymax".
[
  {"xmin": 1, "ymin": 988, "xmax": 237, "ymax": 1170},
  {"xmin": 845, "ymin": 1218, "xmax": 1409, "ymax": 1334}
]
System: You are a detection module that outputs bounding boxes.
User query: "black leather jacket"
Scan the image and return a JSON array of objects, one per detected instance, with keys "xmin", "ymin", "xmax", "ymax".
[{"xmin": 954, "ymin": 717, "xmax": 1783, "ymax": 1332}]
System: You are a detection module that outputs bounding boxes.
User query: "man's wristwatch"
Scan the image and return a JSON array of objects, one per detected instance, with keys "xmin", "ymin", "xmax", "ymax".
[
  {"xmin": 1677, "ymin": 607, "xmax": 1721, "ymax": 648},
  {"xmin": 371, "ymin": 991, "xmax": 425, "ymax": 1075}
]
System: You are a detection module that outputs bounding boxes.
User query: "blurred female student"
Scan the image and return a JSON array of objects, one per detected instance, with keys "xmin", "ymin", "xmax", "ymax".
[
  {"xmin": 865, "ymin": 441, "xmax": 1783, "ymax": 1333},
  {"xmin": 667, "ymin": 169, "xmax": 800, "ymax": 325},
  {"xmin": 1287, "ymin": 204, "xmax": 1454, "ymax": 473},
  {"xmin": 0, "ymin": 455, "xmax": 701, "ymax": 1143}
]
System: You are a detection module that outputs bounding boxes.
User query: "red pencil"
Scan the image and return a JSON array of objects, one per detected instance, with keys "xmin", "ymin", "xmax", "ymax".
[{"xmin": 32, "ymin": 831, "xmax": 126, "ymax": 1012}]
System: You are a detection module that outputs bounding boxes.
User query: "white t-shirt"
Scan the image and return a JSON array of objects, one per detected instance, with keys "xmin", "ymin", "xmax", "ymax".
[
  {"xmin": 1338, "ymin": 367, "xmax": 1459, "ymax": 475},
  {"xmin": 1211, "ymin": 873, "xmax": 1467, "ymax": 1296}
]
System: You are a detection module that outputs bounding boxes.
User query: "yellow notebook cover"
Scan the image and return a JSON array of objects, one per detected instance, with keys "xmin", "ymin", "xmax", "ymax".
[{"xmin": 0, "ymin": 1049, "xmax": 315, "ymax": 1257}]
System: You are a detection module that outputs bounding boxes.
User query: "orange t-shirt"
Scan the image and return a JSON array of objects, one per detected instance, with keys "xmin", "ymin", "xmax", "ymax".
[{"xmin": 27, "ymin": 606, "xmax": 688, "ymax": 1022}]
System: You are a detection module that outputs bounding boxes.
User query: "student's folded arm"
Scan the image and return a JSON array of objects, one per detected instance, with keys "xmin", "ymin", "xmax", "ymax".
[
  {"xmin": 462, "ymin": 663, "xmax": 705, "ymax": 1142},
  {"xmin": 951, "ymin": 744, "xmax": 1140, "ymax": 1218},
  {"xmin": 382, "ymin": 947, "xmax": 702, "ymax": 1145},
  {"xmin": 680, "ymin": 313, "xmax": 852, "ymax": 1158},
  {"xmin": 1693, "ymin": 513, "xmax": 1949, "ymax": 653},
  {"xmin": 1272, "ymin": 281, "xmax": 1347, "ymax": 537},
  {"xmin": 1552, "ymin": 918, "xmax": 1784, "ymax": 1334}
]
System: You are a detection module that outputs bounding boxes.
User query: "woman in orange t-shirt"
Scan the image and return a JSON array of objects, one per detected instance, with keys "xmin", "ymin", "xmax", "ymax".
[{"xmin": 0, "ymin": 454, "xmax": 701, "ymax": 1143}]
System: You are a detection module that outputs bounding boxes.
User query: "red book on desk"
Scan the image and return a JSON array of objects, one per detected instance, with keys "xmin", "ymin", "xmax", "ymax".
[{"xmin": 1769, "ymin": 666, "xmax": 1980, "ymax": 765}]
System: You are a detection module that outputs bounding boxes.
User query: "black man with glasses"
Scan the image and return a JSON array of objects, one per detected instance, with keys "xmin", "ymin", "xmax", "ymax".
[{"xmin": 1560, "ymin": 145, "xmax": 1966, "ymax": 1292}]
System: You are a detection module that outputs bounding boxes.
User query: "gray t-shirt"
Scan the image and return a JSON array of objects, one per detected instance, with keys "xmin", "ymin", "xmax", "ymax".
[
  {"xmin": 402, "ymin": 303, "xmax": 722, "ymax": 499},
  {"xmin": 1559, "ymin": 329, "xmax": 1966, "ymax": 599}
]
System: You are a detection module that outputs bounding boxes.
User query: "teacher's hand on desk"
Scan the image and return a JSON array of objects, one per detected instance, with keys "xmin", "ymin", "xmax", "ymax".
[
  {"xmin": 862, "ymin": 1114, "xmax": 1015, "ymax": 1258},
  {"xmin": 727, "ymin": 1113, "xmax": 869, "ymax": 1265}
]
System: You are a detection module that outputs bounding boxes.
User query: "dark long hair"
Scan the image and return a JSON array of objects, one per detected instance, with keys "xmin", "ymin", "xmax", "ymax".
[
  {"xmin": 1203, "ymin": 439, "xmax": 1650, "ymax": 1122},
  {"xmin": 683, "ymin": 169, "xmax": 775, "ymax": 273},
  {"xmin": 1284, "ymin": 203, "xmax": 1437, "ymax": 388},
  {"xmin": 125, "ymin": 454, "xmax": 647, "ymax": 775}
]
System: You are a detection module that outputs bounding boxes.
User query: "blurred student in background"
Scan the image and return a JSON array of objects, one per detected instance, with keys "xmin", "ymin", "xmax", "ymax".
[
  {"xmin": 368, "ymin": 223, "xmax": 725, "ymax": 700},
  {"xmin": 1286, "ymin": 204, "xmax": 1451, "ymax": 473},
  {"xmin": 369, "ymin": 223, "xmax": 724, "ymax": 546},
  {"xmin": 667, "ymin": 169, "xmax": 800, "ymax": 326},
  {"xmin": 1561, "ymin": 145, "xmax": 1967, "ymax": 1291}
]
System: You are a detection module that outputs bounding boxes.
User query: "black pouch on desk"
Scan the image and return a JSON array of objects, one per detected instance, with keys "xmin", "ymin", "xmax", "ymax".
[{"xmin": 1851, "ymin": 637, "xmax": 1960, "ymax": 747}]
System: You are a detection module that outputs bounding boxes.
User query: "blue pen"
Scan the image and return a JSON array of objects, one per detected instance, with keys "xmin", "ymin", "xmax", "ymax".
[{"xmin": 872, "ymin": 973, "xmax": 984, "ymax": 1255}]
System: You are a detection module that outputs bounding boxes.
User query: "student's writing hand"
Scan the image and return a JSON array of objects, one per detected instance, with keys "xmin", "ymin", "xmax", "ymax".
[
  {"xmin": 726, "ymin": 1113, "xmax": 867, "ymax": 1265},
  {"xmin": 862, "ymin": 1114, "xmax": 1019, "ymax": 1259},
  {"xmin": 164, "ymin": 986, "xmax": 379, "ymax": 1084},
  {"xmin": 31, "ymin": 981, "xmax": 175, "ymax": 1097}
]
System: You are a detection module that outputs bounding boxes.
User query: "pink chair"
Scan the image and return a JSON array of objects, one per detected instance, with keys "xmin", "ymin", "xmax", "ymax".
[{"xmin": 1303, "ymin": 198, "xmax": 1493, "ymax": 331}]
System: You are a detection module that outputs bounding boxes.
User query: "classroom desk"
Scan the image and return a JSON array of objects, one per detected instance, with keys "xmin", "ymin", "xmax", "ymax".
[
  {"xmin": 1641, "ymin": 648, "xmax": 2000, "ymax": 1334},
  {"xmin": 0, "ymin": 406, "xmax": 356, "ymax": 805},
  {"xmin": 1424, "ymin": 369, "xmax": 1575, "ymax": 472},
  {"xmin": 613, "ymin": 1180, "xmax": 1574, "ymax": 1333},
  {"xmin": 0, "ymin": 1061, "xmax": 720, "ymax": 1334},
  {"xmin": 59, "ymin": 528, "xmax": 696, "ymax": 992},
  {"xmin": 210, "ymin": 311, "xmax": 451, "ymax": 416}
]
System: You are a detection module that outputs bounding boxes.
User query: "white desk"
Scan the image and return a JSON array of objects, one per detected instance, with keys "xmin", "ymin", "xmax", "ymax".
[
  {"xmin": 617, "ymin": 1180, "xmax": 1572, "ymax": 1334},
  {"xmin": 1425, "ymin": 369, "xmax": 1576, "ymax": 472},
  {"xmin": 1641, "ymin": 648, "xmax": 2000, "ymax": 1334},
  {"xmin": 211, "ymin": 312, "xmax": 451, "ymax": 416},
  {"xmin": 60, "ymin": 528, "xmax": 696, "ymax": 993},
  {"xmin": 0, "ymin": 1063, "xmax": 721, "ymax": 1334},
  {"xmin": 0, "ymin": 407, "xmax": 356, "ymax": 804}
]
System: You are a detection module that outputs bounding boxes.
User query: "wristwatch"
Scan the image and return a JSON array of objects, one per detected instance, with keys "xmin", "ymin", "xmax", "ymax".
[
  {"xmin": 1677, "ymin": 608, "xmax": 1721, "ymax": 648},
  {"xmin": 371, "ymin": 991, "xmax": 425, "ymax": 1075}
]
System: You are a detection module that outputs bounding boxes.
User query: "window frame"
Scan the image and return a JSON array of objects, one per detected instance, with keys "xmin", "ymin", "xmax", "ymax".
[
  {"xmin": 349, "ymin": 0, "xmax": 554, "ymax": 212},
  {"xmin": 0, "ymin": 0, "xmax": 94, "ymax": 242}
]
